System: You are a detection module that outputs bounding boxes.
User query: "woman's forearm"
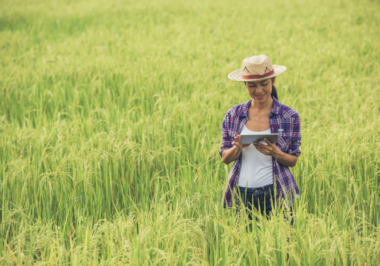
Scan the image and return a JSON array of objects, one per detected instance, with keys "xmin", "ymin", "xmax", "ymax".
[
  {"xmin": 273, "ymin": 150, "xmax": 298, "ymax": 167},
  {"xmin": 222, "ymin": 145, "xmax": 297, "ymax": 167},
  {"xmin": 221, "ymin": 146, "xmax": 242, "ymax": 164}
]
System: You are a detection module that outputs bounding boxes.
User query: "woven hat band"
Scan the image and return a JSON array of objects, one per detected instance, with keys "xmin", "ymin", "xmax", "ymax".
[{"xmin": 242, "ymin": 69, "xmax": 275, "ymax": 80}]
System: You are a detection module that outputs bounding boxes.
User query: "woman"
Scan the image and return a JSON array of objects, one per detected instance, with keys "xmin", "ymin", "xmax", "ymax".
[{"xmin": 219, "ymin": 55, "xmax": 301, "ymax": 222}]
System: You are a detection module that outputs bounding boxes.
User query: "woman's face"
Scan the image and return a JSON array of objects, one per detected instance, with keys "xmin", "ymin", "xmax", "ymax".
[{"xmin": 244, "ymin": 77, "xmax": 275, "ymax": 103}]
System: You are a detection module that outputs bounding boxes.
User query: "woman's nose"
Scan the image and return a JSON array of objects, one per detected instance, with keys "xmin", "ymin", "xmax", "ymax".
[{"xmin": 255, "ymin": 86, "xmax": 264, "ymax": 93}]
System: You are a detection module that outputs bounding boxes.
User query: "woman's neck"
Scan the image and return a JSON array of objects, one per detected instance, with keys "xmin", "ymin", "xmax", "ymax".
[{"xmin": 250, "ymin": 97, "xmax": 273, "ymax": 111}]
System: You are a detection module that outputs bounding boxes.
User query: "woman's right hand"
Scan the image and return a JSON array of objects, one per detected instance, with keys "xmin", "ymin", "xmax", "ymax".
[{"xmin": 232, "ymin": 135, "xmax": 250, "ymax": 151}]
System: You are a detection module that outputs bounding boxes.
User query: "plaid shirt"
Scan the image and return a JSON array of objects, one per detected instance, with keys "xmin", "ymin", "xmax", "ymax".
[{"xmin": 220, "ymin": 97, "xmax": 301, "ymax": 208}]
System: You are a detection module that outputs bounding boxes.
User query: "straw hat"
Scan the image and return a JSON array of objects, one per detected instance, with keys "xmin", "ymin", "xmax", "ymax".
[{"xmin": 228, "ymin": 55, "xmax": 286, "ymax": 82}]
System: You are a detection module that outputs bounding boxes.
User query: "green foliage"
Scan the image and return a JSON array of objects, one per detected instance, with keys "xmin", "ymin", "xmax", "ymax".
[{"xmin": 1, "ymin": 0, "xmax": 379, "ymax": 264}]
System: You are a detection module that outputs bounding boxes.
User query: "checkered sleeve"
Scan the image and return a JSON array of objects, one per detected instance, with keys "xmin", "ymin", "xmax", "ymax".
[
  {"xmin": 288, "ymin": 113, "xmax": 301, "ymax": 157},
  {"xmin": 219, "ymin": 111, "xmax": 233, "ymax": 158}
]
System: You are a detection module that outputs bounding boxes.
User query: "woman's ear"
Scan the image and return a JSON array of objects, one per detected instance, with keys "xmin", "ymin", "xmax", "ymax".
[{"xmin": 271, "ymin": 77, "xmax": 276, "ymax": 85}]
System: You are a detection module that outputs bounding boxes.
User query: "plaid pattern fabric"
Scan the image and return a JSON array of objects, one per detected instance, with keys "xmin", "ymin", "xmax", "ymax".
[{"xmin": 220, "ymin": 97, "xmax": 301, "ymax": 209}]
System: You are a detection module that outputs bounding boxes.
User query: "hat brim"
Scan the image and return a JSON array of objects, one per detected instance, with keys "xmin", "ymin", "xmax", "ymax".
[{"xmin": 228, "ymin": 65, "xmax": 287, "ymax": 82}]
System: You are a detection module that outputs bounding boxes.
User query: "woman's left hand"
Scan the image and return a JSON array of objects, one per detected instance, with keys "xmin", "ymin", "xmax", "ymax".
[{"xmin": 253, "ymin": 138, "xmax": 283, "ymax": 158}]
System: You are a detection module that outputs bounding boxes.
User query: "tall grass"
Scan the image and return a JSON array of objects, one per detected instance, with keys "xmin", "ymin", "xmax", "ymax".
[{"xmin": 1, "ymin": 0, "xmax": 379, "ymax": 264}]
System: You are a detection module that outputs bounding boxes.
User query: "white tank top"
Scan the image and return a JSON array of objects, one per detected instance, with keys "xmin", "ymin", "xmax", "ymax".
[{"xmin": 238, "ymin": 125, "xmax": 274, "ymax": 188}]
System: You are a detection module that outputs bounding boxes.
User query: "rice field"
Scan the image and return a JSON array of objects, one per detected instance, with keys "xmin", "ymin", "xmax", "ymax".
[{"xmin": 1, "ymin": 0, "xmax": 379, "ymax": 264}]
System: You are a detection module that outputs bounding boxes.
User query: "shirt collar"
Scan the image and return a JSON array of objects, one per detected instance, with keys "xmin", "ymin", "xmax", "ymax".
[{"xmin": 238, "ymin": 96, "xmax": 281, "ymax": 117}]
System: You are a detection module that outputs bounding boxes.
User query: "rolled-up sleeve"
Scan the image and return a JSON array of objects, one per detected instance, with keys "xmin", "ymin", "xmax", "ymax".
[
  {"xmin": 288, "ymin": 113, "xmax": 301, "ymax": 157},
  {"xmin": 219, "ymin": 112, "xmax": 233, "ymax": 158}
]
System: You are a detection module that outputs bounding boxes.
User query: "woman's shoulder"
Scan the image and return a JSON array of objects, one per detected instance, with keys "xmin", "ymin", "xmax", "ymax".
[
  {"xmin": 224, "ymin": 99, "xmax": 251, "ymax": 118},
  {"xmin": 276, "ymin": 99, "xmax": 300, "ymax": 120}
]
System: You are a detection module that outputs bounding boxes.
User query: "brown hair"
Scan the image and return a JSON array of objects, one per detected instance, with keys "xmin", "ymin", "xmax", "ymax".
[{"xmin": 271, "ymin": 85, "xmax": 278, "ymax": 100}]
